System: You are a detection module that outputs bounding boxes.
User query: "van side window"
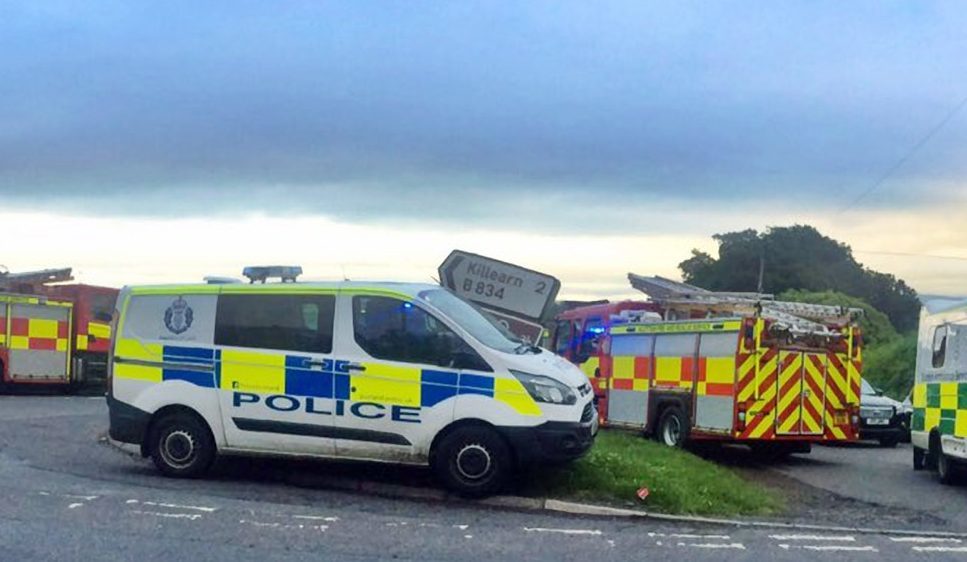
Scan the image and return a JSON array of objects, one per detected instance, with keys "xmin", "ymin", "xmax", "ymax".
[
  {"xmin": 353, "ymin": 296, "xmax": 477, "ymax": 367},
  {"xmin": 932, "ymin": 325, "xmax": 948, "ymax": 369},
  {"xmin": 215, "ymin": 294, "xmax": 335, "ymax": 354}
]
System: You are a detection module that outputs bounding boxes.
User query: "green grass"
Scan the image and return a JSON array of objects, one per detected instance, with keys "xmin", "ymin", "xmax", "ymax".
[{"xmin": 520, "ymin": 430, "xmax": 784, "ymax": 516}]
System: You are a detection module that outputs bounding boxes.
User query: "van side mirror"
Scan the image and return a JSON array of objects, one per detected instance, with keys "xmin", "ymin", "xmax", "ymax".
[{"xmin": 95, "ymin": 312, "xmax": 113, "ymax": 323}]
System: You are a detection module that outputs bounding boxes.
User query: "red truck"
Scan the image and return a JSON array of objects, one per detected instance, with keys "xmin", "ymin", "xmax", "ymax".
[{"xmin": 0, "ymin": 269, "xmax": 117, "ymax": 391}]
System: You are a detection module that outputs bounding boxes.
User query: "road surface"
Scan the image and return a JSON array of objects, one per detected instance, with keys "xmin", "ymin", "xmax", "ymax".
[{"xmin": 1, "ymin": 396, "xmax": 965, "ymax": 561}]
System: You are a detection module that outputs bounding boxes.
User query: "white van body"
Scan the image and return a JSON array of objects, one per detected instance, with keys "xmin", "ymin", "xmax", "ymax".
[
  {"xmin": 911, "ymin": 299, "xmax": 967, "ymax": 482},
  {"xmin": 107, "ymin": 281, "xmax": 595, "ymax": 495}
]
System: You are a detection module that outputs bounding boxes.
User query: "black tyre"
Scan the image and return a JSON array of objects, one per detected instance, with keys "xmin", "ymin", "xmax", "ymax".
[
  {"xmin": 149, "ymin": 412, "xmax": 216, "ymax": 478},
  {"xmin": 432, "ymin": 426, "xmax": 512, "ymax": 498},
  {"xmin": 937, "ymin": 449, "xmax": 960, "ymax": 486},
  {"xmin": 913, "ymin": 447, "xmax": 926, "ymax": 471},
  {"xmin": 657, "ymin": 407, "xmax": 689, "ymax": 448}
]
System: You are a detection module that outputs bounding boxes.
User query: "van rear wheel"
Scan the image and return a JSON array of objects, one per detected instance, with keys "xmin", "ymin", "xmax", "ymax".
[
  {"xmin": 150, "ymin": 412, "xmax": 215, "ymax": 478},
  {"xmin": 432, "ymin": 426, "xmax": 511, "ymax": 498}
]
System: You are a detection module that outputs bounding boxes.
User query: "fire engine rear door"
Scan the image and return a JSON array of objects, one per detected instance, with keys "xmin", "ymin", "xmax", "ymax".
[
  {"xmin": 799, "ymin": 352, "xmax": 827, "ymax": 435},
  {"xmin": 7, "ymin": 303, "xmax": 70, "ymax": 382},
  {"xmin": 776, "ymin": 350, "xmax": 827, "ymax": 435},
  {"xmin": 775, "ymin": 350, "xmax": 805, "ymax": 435}
]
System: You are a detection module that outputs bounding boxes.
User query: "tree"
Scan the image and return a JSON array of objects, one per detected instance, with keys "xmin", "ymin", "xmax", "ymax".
[
  {"xmin": 679, "ymin": 225, "xmax": 920, "ymax": 332},
  {"xmin": 862, "ymin": 333, "xmax": 917, "ymax": 400}
]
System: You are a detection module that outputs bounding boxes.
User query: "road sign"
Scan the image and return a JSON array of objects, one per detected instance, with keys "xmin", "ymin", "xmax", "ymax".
[
  {"xmin": 481, "ymin": 308, "xmax": 545, "ymax": 345},
  {"xmin": 438, "ymin": 250, "xmax": 560, "ymax": 321}
]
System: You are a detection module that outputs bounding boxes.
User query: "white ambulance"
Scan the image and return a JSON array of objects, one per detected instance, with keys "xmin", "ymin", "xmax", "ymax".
[{"xmin": 107, "ymin": 274, "xmax": 595, "ymax": 496}]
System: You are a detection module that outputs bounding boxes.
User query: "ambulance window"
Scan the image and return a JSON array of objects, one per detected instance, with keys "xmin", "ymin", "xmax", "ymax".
[
  {"xmin": 353, "ymin": 296, "xmax": 485, "ymax": 368},
  {"xmin": 215, "ymin": 294, "xmax": 335, "ymax": 354},
  {"xmin": 932, "ymin": 325, "xmax": 948, "ymax": 369}
]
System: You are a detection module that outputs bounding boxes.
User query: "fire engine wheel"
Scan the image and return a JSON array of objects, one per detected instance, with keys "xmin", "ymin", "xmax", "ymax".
[
  {"xmin": 150, "ymin": 412, "xmax": 215, "ymax": 479},
  {"xmin": 432, "ymin": 426, "xmax": 511, "ymax": 498},
  {"xmin": 657, "ymin": 407, "xmax": 689, "ymax": 448}
]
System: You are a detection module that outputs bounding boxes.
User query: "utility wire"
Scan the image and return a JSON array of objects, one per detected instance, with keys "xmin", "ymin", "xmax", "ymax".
[
  {"xmin": 855, "ymin": 249, "xmax": 967, "ymax": 262},
  {"xmin": 838, "ymin": 93, "xmax": 967, "ymax": 215}
]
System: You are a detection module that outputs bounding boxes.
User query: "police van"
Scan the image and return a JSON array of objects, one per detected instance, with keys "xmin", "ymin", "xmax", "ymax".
[
  {"xmin": 107, "ymin": 272, "xmax": 596, "ymax": 496},
  {"xmin": 912, "ymin": 299, "xmax": 967, "ymax": 484}
]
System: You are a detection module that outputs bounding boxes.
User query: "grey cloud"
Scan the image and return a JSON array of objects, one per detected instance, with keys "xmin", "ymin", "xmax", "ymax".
[{"xmin": 1, "ymin": 1, "xmax": 966, "ymax": 226}]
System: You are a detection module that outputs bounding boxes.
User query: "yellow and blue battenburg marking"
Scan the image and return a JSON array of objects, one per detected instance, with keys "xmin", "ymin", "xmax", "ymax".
[{"xmin": 114, "ymin": 341, "xmax": 541, "ymax": 417}]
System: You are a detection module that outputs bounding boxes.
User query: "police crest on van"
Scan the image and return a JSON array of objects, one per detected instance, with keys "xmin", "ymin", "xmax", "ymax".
[{"xmin": 163, "ymin": 297, "xmax": 194, "ymax": 335}]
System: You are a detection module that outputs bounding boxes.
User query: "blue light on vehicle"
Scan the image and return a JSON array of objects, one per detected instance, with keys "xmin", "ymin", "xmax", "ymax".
[{"xmin": 587, "ymin": 326, "xmax": 605, "ymax": 335}]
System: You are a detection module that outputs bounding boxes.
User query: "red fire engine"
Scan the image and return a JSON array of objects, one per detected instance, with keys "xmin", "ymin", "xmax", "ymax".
[
  {"xmin": 551, "ymin": 275, "xmax": 863, "ymax": 456},
  {"xmin": 0, "ymin": 268, "xmax": 118, "ymax": 391}
]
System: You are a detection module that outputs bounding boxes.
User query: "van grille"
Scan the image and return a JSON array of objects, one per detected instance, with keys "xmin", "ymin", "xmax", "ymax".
[{"xmin": 581, "ymin": 402, "xmax": 595, "ymax": 423}]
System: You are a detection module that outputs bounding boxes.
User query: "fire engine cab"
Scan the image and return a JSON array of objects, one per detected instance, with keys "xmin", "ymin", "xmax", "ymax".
[{"xmin": 552, "ymin": 274, "xmax": 864, "ymax": 457}]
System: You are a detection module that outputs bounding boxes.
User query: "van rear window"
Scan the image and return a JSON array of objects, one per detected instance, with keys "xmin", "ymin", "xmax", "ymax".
[{"xmin": 215, "ymin": 294, "xmax": 335, "ymax": 354}]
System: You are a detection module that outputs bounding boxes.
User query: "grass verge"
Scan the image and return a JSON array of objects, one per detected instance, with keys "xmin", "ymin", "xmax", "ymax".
[{"xmin": 520, "ymin": 429, "xmax": 784, "ymax": 516}]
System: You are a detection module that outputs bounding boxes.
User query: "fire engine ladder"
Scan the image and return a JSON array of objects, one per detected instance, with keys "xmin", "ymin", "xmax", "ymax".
[
  {"xmin": 628, "ymin": 273, "xmax": 864, "ymax": 405},
  {"xmin": 0, "ymin": 267, "xmax": 74, "ymax": 293},
  {"xmin": 626, "ymin": 273, "xmax": 863, "ymax": 332}
]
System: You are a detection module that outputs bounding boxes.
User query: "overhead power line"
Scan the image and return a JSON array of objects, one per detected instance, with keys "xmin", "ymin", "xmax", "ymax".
[
  {"xmin": 855, "ymin": 249, "xmax": 967, "ymax": 262},
  {"xmin": 838, "ymin": 93, "xmax": 967, "ymax": 215}
]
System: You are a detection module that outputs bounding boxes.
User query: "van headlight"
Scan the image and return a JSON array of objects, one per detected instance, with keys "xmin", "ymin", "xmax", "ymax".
[{"xmin": 511, "ymin": 370, "xmax": 577, "ymax": 405}]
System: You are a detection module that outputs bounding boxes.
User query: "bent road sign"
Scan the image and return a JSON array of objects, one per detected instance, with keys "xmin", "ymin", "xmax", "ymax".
[
  {"xmin": 481, "ymin": 307, "xmax": 545, "ymax": 345},
  {"xmin": 438, "ymin": 250, "xmax": 560, "ymax": 321}
]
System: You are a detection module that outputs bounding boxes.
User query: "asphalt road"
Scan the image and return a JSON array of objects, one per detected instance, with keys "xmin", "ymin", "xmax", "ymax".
[
  {"xmin": 1, "ymin": 396, "xmax": 966, "ymax": 561},
  {"xmin": 773, "ymin": 442, "xmax": 967, "ymax": 530}
]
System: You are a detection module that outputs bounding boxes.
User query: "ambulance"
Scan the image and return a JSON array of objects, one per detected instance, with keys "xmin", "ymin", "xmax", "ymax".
[
  {"xmin": 911, "ymin": 299, "xmax": 967, "ymax": 484},
  {"xmin": 107, "ymin": 270, "xmax": 596, "ymax": 496}
]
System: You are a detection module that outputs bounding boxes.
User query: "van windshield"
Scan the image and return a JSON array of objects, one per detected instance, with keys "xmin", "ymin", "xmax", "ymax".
[{"xmin": 418, "ymin": 289, "xmax": 521, "ymax": 354}]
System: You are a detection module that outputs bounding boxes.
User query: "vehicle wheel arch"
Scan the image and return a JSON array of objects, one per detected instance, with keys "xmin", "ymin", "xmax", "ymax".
[
  {"xmin": 649, "ymin": 396, "xmax": 691, "ymax": 434},
  {"xmin": 429, "ymin": 418, "xmax": 516, "ymax": 467}
]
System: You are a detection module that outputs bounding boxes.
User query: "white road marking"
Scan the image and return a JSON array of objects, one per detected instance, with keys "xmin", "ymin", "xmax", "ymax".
[
  {"xmin": 650, "ymin": 532, "xmax": 731, "ymax": 540},
  {"xmin": 770, "ymin": 534, "xmax": 856, "ymax": 542},
  {"xmin": 68, "ymin": 503, "xmax": 83, "ymax": 509},
  {"xmin": 524, "ymin": 527, "xmax": 603, "ymax": 536},
  {"xmin": 63, "ymin": 494, "xmax": 98, "ymax": 501},
  {"xmin": 890, "ymin": 537, "xmax": 962, "ymax": 543},
  {"xmin": 779, "ymin": 544, "xmax": 878, "ymax": 553},
  {"xmin": 131, "ymin": 510, "xmax": 203, "ymax": 521},
  {"xmin": 453, "ymin": 525, "xmax": 469, "ymax": 531},
  {"xmin": 913, "ymin": 546, "xmax": 967, "ymax": 553},
  {"xmin": 464, "ymin": 535, "xmax": 473, "ymax": 539},
  {"xmin": 126, "ymin": 500, "xmax": 216, "ymax": 513},
  {"xmin": 292, "ymin": 515, "xmax": 339, "ymax": 522},
  {"xmin": 677, "ymin": 542, "xmax": 746, "ymax": 550}
]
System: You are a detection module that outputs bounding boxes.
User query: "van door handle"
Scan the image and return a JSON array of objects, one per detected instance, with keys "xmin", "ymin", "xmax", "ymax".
[
  {"xmin": 306, "ymin": 360, "xmax": 327, "ymax": 369},
  {"xmin": 346, "ymin": 363, "xmax": 366, "ymax": 372}
]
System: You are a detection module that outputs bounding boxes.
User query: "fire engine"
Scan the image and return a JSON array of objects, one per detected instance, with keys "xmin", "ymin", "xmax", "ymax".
[
  {"xmin": 0, "ymin": 267, "xmax": 118, "ymax": 391},
  {"xmin": 551, "ymin": 274, "xmax": 863, "ymax": 456}
]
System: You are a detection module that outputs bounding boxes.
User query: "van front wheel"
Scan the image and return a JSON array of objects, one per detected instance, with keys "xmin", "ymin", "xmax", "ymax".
[
  {"xmin": 150, "ymin": 413, "xmax": 215, "ymax": 478},
  {"xmin": 433, "ymin": 426, "xmax": 511, "ymax": 498}
]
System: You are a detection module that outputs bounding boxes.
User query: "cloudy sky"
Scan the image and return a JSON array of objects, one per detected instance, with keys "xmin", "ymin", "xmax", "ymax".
[{"xmin": 3, "ymin": 1, "xmax": 967, "ymax": 299}]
